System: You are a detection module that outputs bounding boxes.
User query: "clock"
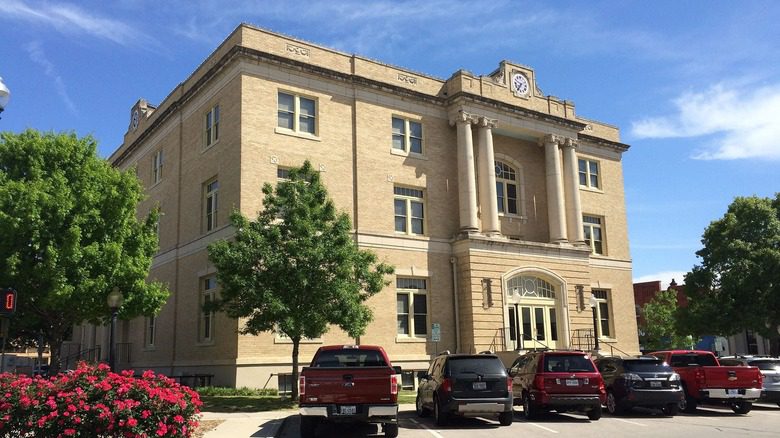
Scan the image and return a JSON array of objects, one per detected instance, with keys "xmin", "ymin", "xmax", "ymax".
[
  {"xmin": 512, "ymin": 73, "xmax": 529, "ymax": 95},
  {"xmin": 131, "ymin": 109, "xmax": 139, "ymax": 130}
]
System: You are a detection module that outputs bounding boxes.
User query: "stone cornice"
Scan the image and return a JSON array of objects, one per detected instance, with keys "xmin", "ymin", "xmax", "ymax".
[{"xmin": 577, "ymin": 133, "xmax": 630, "ymax": 152}]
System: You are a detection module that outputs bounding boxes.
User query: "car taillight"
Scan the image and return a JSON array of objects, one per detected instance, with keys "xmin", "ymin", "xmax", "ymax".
[
  {"xmin": 694, "ymin": 369, "xmax": 706, "ymax": 387},
  {"xmin": 597, "ymin": 376, "xmax": 606, "ymax": 395},
  {"xmin": 622, "ymin": 373, "xmax": 641, "ymax": 387},
  {"xmin": 533, "ymin": 375, "xmax": 545, "ymax": 391},
  {"xmin": 755, "ymin": 372, "xmax": 764, "ymax": 389},
  {"xmin": 507, "ymin": 377, "xmax": 513, "ymax": 394},
  {"xmin": 441, "ymin": 377, "xmax": 453, "ymax": 393},
  {"xmin": 669, "ymin": 372, "xmax": 681, "ymax": 388},
  {"xmin": 390, "ymin": 374, "xmax": 398, "ymax": 395},
  {"xmin": 299, "ymin": 376, "xmax": 306, "ymax": 396}
]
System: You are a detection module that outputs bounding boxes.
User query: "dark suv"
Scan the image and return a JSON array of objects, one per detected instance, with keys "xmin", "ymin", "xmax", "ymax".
[
  {"xmin": 719, "ymin": 356, "xmax": 780, "ymax": 406},
  {"xmin": 595, "ymin": 356, "xmax": 683, "ymax": 415},
  {"xmin": 415, "ymin": 352, "xmax": 513, "ymax": 426},
  {"xmin": 509, "ymin": 351, "xmax": 605, "ymax": 420}
]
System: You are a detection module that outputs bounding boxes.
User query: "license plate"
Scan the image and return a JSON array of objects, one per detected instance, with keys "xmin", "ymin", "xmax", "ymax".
[
  {"xmin": 727, "ymin": 389, "xmax": 738, "ymax": 397},
  {"xmin": 473, "ymin": 381, "xmax": 487, "ymax": 390},
  {"xmin": 650, "ymin": 381, "xmax": 662, "ymax": 388},
  {"xmin": 340, "ymin": 406, "xmax": 356, "ymax": 415},
  {"xmin": 565, "ymin": 379, "xmax": 579, "ymax": 386}
]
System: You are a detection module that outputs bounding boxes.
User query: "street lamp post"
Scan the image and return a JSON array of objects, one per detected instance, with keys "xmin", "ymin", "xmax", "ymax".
[
  {"xmin": 0, "ymin": 77, "xmax": 10, "ymax": 118},
  {"xmin": 589, "ymin": 294, "xmax": 600, "ymax": 352},
  {"xmin": 107, "ymin": 287, "xmax": 124, "ymax": 371}
]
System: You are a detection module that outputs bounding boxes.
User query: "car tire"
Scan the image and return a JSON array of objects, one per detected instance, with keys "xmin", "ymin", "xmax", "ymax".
[
  {"xmin": 499, "ymin": 410, "xmax": 514, "ymax": 426},
  {"xmin": 679, "ymin": 387, "xmax": 697, "ymax": 413},
  {"xmin": 383, "ymin": 423, "xmax": 399, "ymax": 438},
  {"xmin": 522, "ymin": 393, "xmax": 537, "ymax": 420},
  {"xmin": 300, "ymin": 416, "xmax": 317, "ymax": 438},
  {"xmin": 606, "ymin": 391, "xmax": 624, "ymax": 415},
  {"xmin": 662, "ymin": 403, "xmax": 679, "ymax": 416},
  {"xmin": 587, "ymin": 404, "xmax": 602, "ymax": 421},
  {"xmin": 731, "ymin": 401, "xmax": 752, "ymax": 415},
  {"xmin": 416, "ymin": 392, "xmax": 430, "ymax": 417},
  {"xmin": 434, "ymin": 395, "xmax": 449, "ymax": 426}
]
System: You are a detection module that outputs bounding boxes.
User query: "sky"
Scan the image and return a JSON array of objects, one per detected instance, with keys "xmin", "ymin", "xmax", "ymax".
[{"xmin": 1, "ymin": 0, "xmax": 779, "ymax": 288}]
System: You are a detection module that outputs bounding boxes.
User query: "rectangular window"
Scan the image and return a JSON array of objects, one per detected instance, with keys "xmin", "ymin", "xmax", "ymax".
[
  {"xmin": 578, "ymin": 158, "xmax": 600, "ymax": 189},
  {"xmin": 583, "ymin": 215, "xmax": 604, "ymax": 255},
  {"xmin": 145, "ymin": 316, "xmax": 156, "ymax": 347},
  {"xmin": 396, "ymin": 278, "xmax": 428, "ymax": 337},
  {"xmin": 391, "ymin": 117, "xmax": 423, "ymax": 154},
  {"xmin": 205, "ymin": 105, "xmax": 220, "ymax": 147},
  {"xmin": 204, "ymin": 179, "xmax": 219, "ymax": 232},
  {"xmin": 592, "ymin": 289, "xmax": 611, "ymax": 338},
  {"xmin": 152, "ymin": 149, "xmax": 163, "ymax": 184},
  {"xmin": 199, "ymin": 276, "xmax": 217, "ymax": 343},
  {"xmin": 394, "ymin": 186, "xmax": 424, "ymax": 235},
  {"xmin": 277, "ymin": 92, "xmax": 316, "ymax": 135},
  {"xmin": 277, "ymin": 167, "xmax": 291, "ymax": 180}
]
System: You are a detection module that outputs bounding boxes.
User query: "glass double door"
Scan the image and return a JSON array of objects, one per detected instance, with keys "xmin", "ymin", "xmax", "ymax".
[{"xmin": 507, "ymin": 303, "xmax": 558, "ymax": 350}]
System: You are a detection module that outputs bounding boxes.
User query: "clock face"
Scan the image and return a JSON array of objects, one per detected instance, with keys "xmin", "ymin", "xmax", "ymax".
[
  {"xmin": 131, "ymin": 110, "xmax": 139, "ymax": 130},
  {"xmin": 512, "ymin": 73, "xmax": 529, "ymax": 95}
]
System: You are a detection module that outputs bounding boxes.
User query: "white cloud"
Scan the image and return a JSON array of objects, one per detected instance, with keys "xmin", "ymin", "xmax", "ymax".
[
  {"xmin": 633, "ymin": 271, "xmax": 688, "ymax": 291},
  {"xmin": 0, "ymin": 0, "xmax": 155, "ymax": 48},
  {"xmin": 25, "ymin": 41, "xmax": 77, "ymax": 115},
  {"xmin": 631, "ymin": 83, "xmax": 780, "ymax": 160}
]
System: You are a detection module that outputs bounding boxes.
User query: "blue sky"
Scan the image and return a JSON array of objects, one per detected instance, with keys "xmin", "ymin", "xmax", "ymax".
[{"xmin": 1, "ymin": 0, "xmax": 779, "ymax": 287}]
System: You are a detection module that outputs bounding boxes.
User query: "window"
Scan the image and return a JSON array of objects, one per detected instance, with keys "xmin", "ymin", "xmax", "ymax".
[
  {"xmin": 145, "ymin": 316, "xmax": 156, "ymax": 347},
  {"xmin": 578, "ymin": 158, "xmax": 600, "ymax": 189},
  {"xmin": 391, "ymin": 117, "xmax": 422, "ymax": 154},
  {"xmin": 583, "ymin": 215, "xmax": 604, "ymax": 255},
  {"xmin": 199, "ymin": 276, "xmax": 217, "ymax": 343},
  {"xmin": 277, "ymin": 374, "xmax": 293, "ymax": 396},
  {"xmin": 204, "ymin": 179, "xmax": 219, "ymax": 232},
  {"xmin": 205, "ymin": 105, "xmax": 220, "ymax": 147},
  {"xmin": 592, "ymin": 289, "xmax": 611, "ymax": 338},
  {"xmin": 152, "ymin": 149, "xmax": 163, "ymax": 184},
  {"xmin": 277, "ymin": 92, "xmax": 316, "ymax": 135},
  {"xmin": 396, "ymin": 278, "xmax": 428, "ymax": 337},
  {"xmin": 495, "ymin": 161, "xmax": 518, "ymax": 215},
  {"xmin": 277, "ymin": 167, "xmax": 291, "ymax": 180},
  {"xmin": 506, "ymin": 276, "xmax": 555, "ymax": 299},
  {"xmin": 394, "ymin": 186, "xmax": 424, "ymax": 235}
]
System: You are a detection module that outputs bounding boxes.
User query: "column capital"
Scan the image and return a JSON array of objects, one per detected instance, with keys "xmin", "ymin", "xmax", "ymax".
[
  {"xmin": 561, "ymin": 137, "xmax": 578, "ymax": 149},
  {"xmin": 538, "ymin": 133, "xmax": 565, "ymax": 147},
  {"xmin": 477, "ymin": 116, "xmax": 498, "ymax": 129},
  {"xmin": 450, "ymin": 110, "xmax": 478, "ymax": 126}
]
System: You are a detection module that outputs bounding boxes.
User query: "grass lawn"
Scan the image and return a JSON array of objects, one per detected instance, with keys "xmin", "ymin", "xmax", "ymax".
[{"xmin": 198, "ymin": 388, "xmax": 418, "ymax": 412}]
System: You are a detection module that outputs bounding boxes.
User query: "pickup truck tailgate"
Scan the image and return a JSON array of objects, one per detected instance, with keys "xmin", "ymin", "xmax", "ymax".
[
  {"xmin": 701, "ymin": 366, "xmax": 762, "ymax": 389},
  {"xmin": 303, "ymin": 367, "xmax": 396, "ymax": 404}
]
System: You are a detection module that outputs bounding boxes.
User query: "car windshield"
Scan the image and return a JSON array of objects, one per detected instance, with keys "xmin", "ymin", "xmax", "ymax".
[
  {"xmin": 623, "ymin": 359, "xmax": 672, "ymax": 373},
  {"xmin": 670, "ymin": 354, "xmax": 717, "ymax": 367},
  {"xmin": 448, "ymin": 357, "xmax": 506, "ymax": 376},
  {"xmin": 748, "ymin": 360, "xmax": 780, "ymax": 371},
  {"xmin": 313, "ymin": 349, "xmax": 387, "ymax": 367},
  {"xmin": 543, "ymin": 355, "xmax": 595, "ymax": 372}
]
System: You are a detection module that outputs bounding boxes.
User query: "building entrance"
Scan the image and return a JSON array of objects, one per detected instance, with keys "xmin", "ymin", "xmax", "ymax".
[{"xmin": 507, "ymin": 303, "xmax": 558, "ymax": 350}]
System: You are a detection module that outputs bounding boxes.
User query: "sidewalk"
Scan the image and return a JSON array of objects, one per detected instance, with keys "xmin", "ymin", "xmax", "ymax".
[{"xmin": 200, "ymin": 409, "xmax": 298, "ymax": 438}]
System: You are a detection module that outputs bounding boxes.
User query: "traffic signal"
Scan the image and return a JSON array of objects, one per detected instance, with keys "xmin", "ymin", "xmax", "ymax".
[{"xmin": 1, "ymin": 288, "xmax": 16, "ymax": 315}]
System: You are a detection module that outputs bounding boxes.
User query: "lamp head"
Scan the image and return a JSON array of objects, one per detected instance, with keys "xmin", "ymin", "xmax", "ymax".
[
  {"xmin": 0, "ymin": 77, "xmax": 10, "ymax": 113},
  {"xmin": 588, "ymin": 294, "xmax": 598, "ymax": 308},
  {"xmin": 107, "ymin": 287, "xmax": 124, "ymax": 310}
]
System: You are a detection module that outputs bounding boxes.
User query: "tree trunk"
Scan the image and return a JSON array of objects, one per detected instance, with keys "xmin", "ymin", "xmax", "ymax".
[
  {"xmin": 771, "ymin": 336, "xmax": 780, "ymax": 357},
  {"xmin": 291, "ymin": 337, "xmax": 300, "ymax": 401}
]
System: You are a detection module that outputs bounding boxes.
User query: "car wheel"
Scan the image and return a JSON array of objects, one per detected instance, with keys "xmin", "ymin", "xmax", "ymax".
[
  {"xmin": 522, "ymin": 393, "xmax": 537, "ymax": 420},
  {"xmin": 662, "ymin": 403, "xmax": 679, "ymax": 416},
  {"xmin": 434, "ymin": 395, "xmax": 449, "ymax": 426},
  {"xmin": 383, "ymin": 423, "xmax": 399, "ymax": 438},
  {"xmin": 679, "ymin": 387, "xmax": 697, "ymax": 413},
  {"xmin": 499, "ymin": 410, "xmax": 514, "ymax": 426},
  {"xmin": 416, "ymin": 392, "xmax": 430, "ymax": 417},
  {"xmin": 300, "ymin": 416, "xmax": 317, "ymax": 438},
  {"xmin": 587, "ymin": 404, "xmax": 602, "ymax": 421},
  {"xmin": 731, "ymin": 401, "xmax": 752, "ymax": 415},
  {"xmin": 606, "ymin": 391, "xmax": 624, "ymax": 415}
]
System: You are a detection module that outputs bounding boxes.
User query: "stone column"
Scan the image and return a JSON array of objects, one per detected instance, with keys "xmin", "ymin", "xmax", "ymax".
[
  {"xmin": 562, "ymin": 138, "xmax": 585, "ymax": 244},
  {"xmin": 452, "ymin": 111, "xmax": 479, "ymax": 233},
  {"xmin": 541, "ymin": 134, "xmax": 567, "ymax": 243},
  {"xmin": 477, "ymin": 117, "xmax": 500, "ymax": 236}
]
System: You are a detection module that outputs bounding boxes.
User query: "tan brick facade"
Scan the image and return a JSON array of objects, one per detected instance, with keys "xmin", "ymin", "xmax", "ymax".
[{"xmin": 73, "ymin": 24, "xmax": 638, "ymax": 389}]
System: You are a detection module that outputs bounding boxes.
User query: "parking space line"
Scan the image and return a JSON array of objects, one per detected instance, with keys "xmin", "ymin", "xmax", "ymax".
[
  {"xmin": 610, "ymin": 418, "xmax": 647, "ymax": 427},
  {"xmin": 525, "ymin": 422, "xmax": 560, "ymax": 433},
  {"xmin": 407, "ymin": 419, "xmax": 445, "ymax": 438}
]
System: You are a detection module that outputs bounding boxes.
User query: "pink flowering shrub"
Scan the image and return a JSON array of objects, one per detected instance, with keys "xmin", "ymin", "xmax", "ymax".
[{"xmin": 0, "ymin": 362, "xmax": 202, "ymax": 437}]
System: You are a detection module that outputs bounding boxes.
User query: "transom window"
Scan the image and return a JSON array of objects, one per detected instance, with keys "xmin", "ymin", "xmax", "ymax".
[
  {"xmin": 578, "ymin": 159, "xmax": 600, "ymax": 189},
  {"xmin": 199, "ymin": 276, "xmax": 217, "ymax": 343},
  {"xmin": 592, "ymin": 289, "xmax": 611, "ymax": 338},
  {"xmin": 204, "ymin": 179, "xmax": 219, "ymax": 232},
  {"xmin": 277, "ymin": 92, "xmax": 316, "ymax": 135},
  {"xmin": 394, "ymin": 186, "xmax": 424, "ymax": 235},
  {"xmin": 506, "ymin": 276, "xmax": 556, "ymax": 299},
  {"xmin": 392, "ymin": 117, "xmax": 423, "ymax": 154},
  {"xmin": 152, "ymin": 149, "xmax": 163, "ymax": 184},
  {"xmin": 205, "ymin": 105, "xmax": 220, "ymax": 147},
  {"xmin": 396, "ymin": 278, "xmax": 428, "ymax": 337},
  {"xmin": 495, "ymin": 161, "xmax": 518, "ymax": 215},
  {"xmin": 583, "ymin": 215, "xmax": 603, "ymax": 255}
]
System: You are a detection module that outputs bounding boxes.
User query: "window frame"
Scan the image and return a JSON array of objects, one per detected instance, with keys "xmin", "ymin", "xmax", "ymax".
[
  {"xmin": 276, "ymin": 91, "xmax": 318, "ymax": 137},
  {"xmin": 578, "ymin": 158, "xmax": 601, "ymax": 190},
  {"xmin": 205, "ymin": 104, "xmax": 220, "ymax": 148},
  {"xmin": 583, "ymin": 215, "xmax": 604, "ymax": 255},
  {"xmin": 151, "ymin": 149, "xmax": 163, "ymax": 185},
  {"xmin": 396, "ymin": 277, "xmax": 428, "ymax": 339},
  {"xmin": 592, "ymin": 289, "xmax": 613, "ymax": 339},
  {"xmin": 204, "ymin": 178, "xmax": 219, "ymax": 233},
  {"xmin": 391, "ymin": 116, "xmax": 423, "ymax": 155},
  {"xmin": 198, "ymin": 276, "xmax": 217, "ymax": 344},
  {"xmin": 495, "ymin": 160, "xmax": 519, "ymax": 216},
  {"xmin": 144, "ymin": 315, "xmax": 156, "ymax": 348},
  {"xmin": 393, "ymin": 186, "xmax": 425, "ymax": 236}
]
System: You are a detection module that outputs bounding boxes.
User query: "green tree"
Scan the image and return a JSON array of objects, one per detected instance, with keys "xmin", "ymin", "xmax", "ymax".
[
  {"xmin": 681, "ymin": 194, "xmax": 780, "ymax": 355},
  {"xmin": 207, "ymin": 161, "xmax": 393, "ymax": 400},
  {"xmin": 639, "ymin": 288, "xmax": 696, "ymax": 351},
  {"xmin": 0, "ymin": 130, "xmax": 168, "ymax": 371}
]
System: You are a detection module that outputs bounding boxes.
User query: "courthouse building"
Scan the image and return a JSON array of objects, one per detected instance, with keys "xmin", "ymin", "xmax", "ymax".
[{"xmin": 73, "ymin": 24, "xmax": 639, "ymax": 390}]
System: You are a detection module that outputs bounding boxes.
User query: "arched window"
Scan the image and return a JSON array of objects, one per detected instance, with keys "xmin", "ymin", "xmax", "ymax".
[
  {"xmin": 506, "ymin": 276, "xmax": 556, "ymax": 299},
  {"xmin": 495, "ymin": 161, "xmax": 518, "ymax": 215}
]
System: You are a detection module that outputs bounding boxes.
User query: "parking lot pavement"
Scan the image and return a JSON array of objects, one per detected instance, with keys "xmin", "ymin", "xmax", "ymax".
[{"xmin": 201, "ymin": 409, "xmax": 298, "ymax": 438}]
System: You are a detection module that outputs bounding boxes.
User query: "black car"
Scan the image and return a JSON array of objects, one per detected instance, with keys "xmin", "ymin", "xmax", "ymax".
[
  {"xmin": 596, "ymin": 356, "xmax": 683, "ymax": 415},
  {"xmin": 415, "ymin": 352, "xmax": 513, "ymax": 426}
]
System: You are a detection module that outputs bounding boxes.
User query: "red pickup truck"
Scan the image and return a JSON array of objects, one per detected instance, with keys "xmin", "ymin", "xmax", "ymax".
[
  {"xmin": 650, "ymin": 350, "xmax": 763, "ymax": 414},
  {"xmin": 299, "ymin": 345, "xmax": 399, "ymax": 438}
]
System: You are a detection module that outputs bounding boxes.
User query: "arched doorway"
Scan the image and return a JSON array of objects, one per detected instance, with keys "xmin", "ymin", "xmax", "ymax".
[{"xmin": 504, "ymin": 272, "xmax": 565, "ymax": 350}]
